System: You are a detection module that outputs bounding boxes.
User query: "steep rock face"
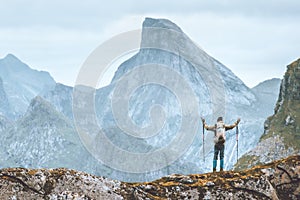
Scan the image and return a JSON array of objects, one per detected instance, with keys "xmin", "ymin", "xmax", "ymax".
[
  {"xmin": 0, "ymin": 54, "xmax": 56, "ymax": 118},
  {"xmin": 0, "ymin": 155, "xmax": 299, "ymax": 199},
  {"xmin": 236, "ymin": 59, "xmax": 300, "ymax": 170}
]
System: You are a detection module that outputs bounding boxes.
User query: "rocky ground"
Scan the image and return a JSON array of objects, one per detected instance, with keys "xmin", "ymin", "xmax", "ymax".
[{"xmin": 0, "ymin": 155, "xmax": 299, "ymax": 199}]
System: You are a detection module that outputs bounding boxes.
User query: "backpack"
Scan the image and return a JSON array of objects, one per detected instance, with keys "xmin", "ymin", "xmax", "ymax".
[{"xmin": 214, "ymin": 121, "xmax": 226, "ymax": 144}]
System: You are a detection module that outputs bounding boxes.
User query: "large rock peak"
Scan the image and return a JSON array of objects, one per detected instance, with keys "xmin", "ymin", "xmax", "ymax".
[
  {"xmin": 140, "ymin": 18, "xmax": 189, "ymax": 51},
  {"xmin": 142, "ymin": 17, "xmax": 183, "ymax": 33}
]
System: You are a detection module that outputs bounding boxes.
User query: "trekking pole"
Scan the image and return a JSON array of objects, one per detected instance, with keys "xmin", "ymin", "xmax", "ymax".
[
  {"xmin": 236, "ymin": 125, "xmax": 239, "ymax": 163},
  {"xmin": 202, "ymin": 122, "xmax": 205, "ymax": 162}
]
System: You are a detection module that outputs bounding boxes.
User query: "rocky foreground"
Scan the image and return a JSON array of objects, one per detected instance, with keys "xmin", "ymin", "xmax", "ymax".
[{"xmin": 0, "ymin": 155, "xmax": 299, "ymax": 200}]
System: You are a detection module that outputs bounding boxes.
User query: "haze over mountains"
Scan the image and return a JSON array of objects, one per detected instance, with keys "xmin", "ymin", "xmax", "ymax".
[{"xmin": 0, "ymin": 18, "xmax": 282, "ymax": 182}]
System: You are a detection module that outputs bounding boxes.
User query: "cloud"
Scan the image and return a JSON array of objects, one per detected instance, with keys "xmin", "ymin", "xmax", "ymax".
[
  {"xmin": 1, "ymin": 0, "xmax": 300, "ymax": 87},
  {"xmin": 0, "ymin": 27, "xmax": 103, "ymax": 85},
  {"xmin": 2, "ymin": 1, "xmax": 299, "ymax": 29}
]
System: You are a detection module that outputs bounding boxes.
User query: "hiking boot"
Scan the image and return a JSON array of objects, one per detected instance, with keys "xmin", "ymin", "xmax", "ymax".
[{"xmin": 213, "ymin": 168, "xmax": 216, "ymax": 173}]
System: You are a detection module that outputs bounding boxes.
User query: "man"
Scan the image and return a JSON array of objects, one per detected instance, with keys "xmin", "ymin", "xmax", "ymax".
[{"xmin": 201, "ymin": 117, "xmax": 240, "ymax": 172}]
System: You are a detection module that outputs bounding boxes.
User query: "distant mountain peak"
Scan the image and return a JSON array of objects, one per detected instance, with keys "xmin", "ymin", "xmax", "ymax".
[
  {"xmin": 0, "ymin": 54, "xmax": 32, "ymax": 73},
  {"xmin": 252, "ymin": 78, "xmax": 281, "ymax": 94},
  {"xmin": 1, "ymin": 53, "xmax": 23, "ymax": 65},
  {"xmin": 143, "ymin": 17, "xmax": 183, "ymax": 33},
  {"xmin": 254, "ymin": 77, "xmax": 281, "ymax": 85},
  {"xmin": 0, "ymin": 54, "xmax": 56, "ymax": 118},
  {"xmin": 3, "ymin": 53, "xmax": 19, "ymax": 60}
]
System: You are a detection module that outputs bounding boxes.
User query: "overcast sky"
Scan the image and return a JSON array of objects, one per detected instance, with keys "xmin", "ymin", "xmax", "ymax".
[{"xmin": 1, "ymin": 0, "xmax": 300, "ymax": 87}]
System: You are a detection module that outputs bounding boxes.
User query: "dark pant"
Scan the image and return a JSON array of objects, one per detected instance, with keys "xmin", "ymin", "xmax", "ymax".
[{"xmin": 214, "ymin": 143, "xmax": 224, "ymax": 160}]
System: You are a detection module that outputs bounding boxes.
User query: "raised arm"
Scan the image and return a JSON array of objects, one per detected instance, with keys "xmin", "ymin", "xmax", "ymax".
[
  {"xmin": 201, "ymin": 118, "xmax": 216, "ymax": 131},
  {"xmin": 225, "ymin": 118, "xmax": 241, "ymax": 131}
]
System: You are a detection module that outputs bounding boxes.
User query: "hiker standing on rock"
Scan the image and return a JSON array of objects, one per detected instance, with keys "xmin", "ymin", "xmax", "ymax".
[{"xmin": 201, "ymin": 117, "xmax": 240, "ymax": 172}]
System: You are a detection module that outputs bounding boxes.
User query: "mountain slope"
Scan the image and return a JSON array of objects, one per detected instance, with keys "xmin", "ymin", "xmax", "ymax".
[
  {"xmin": 0, "ymin": 54, "xmax": 56, "ymax": 118},
  {"xmin": 236, "ymin": 59, "xmax": 300, "ymax": 170},
  {"xmin": 0, "ymin": 155, "xmax": 298, "ymax": 199}
]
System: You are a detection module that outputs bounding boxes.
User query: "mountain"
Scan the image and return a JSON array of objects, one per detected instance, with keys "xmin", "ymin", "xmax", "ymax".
[
  {"xmin": 85, "ymin": 17, "xmax": 278, "ymax": 179},
  {"xmin": 0, "ymin": 155, "xmax": 298, "ymax": 199},
  {"xmin": 236, "ymin": 58, "xmax": 300, "ymax": 170},
  {"xmin": 0, "ymin": 18, "xmax": 281, "ymax": 182},
  {"xmin": 0, "ymin": 54, "xmax": 56, "ymax": 118}
]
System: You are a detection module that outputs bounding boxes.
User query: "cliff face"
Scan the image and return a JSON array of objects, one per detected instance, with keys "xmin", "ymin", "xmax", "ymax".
[
  {"xmin": 0, "ymin": 155, "xmax": 299, "ymax": 199},
  {"xmin": 236, "ymin": 59, "xmax": 300, "ymax": 170}
]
